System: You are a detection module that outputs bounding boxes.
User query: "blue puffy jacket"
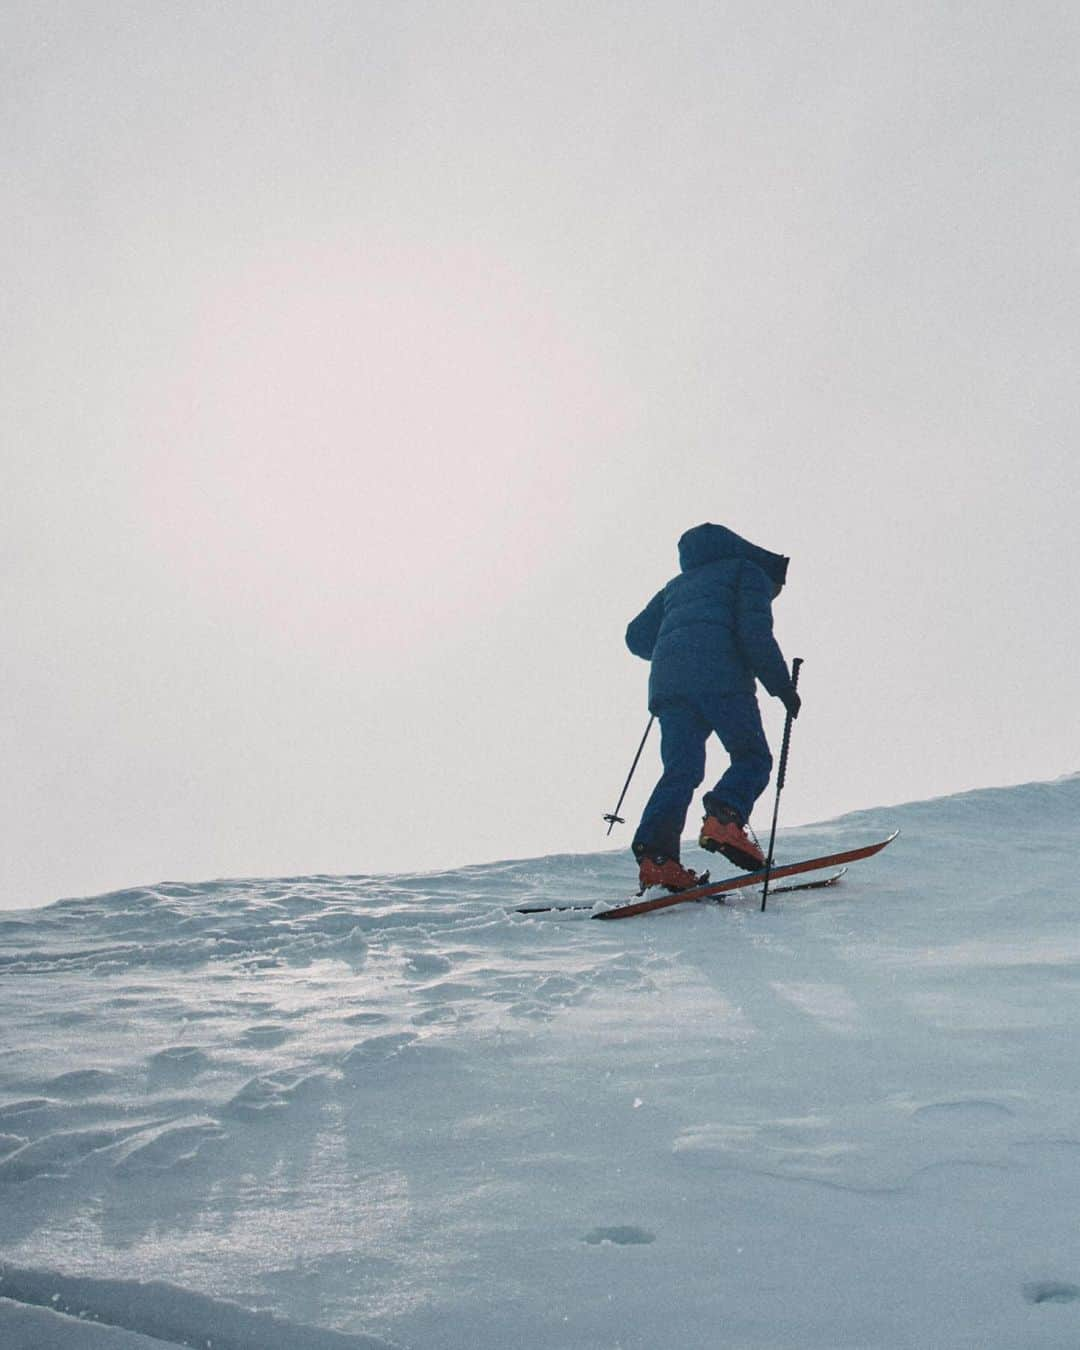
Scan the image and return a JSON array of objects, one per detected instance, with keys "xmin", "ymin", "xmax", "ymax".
[{"xmin": 626, "ymin": 523, "xmax": 794, "ymax": 711}]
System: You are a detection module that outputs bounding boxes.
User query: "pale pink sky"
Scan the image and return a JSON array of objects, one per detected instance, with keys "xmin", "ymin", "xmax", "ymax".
[{"xmin": 4, "ymin": 1, "xmax": 1079, "ymax": 907}]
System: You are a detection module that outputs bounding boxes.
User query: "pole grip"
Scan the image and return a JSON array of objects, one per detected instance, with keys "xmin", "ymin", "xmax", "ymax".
[{"xmin": 774, "ymin": 656, "xmax": 803, "ymax": 793}]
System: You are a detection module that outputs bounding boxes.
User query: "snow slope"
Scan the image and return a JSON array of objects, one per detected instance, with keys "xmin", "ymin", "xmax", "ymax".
[{"xmin": 2, "ymin": 776, "xmax": 1080, "ymax": 1349}]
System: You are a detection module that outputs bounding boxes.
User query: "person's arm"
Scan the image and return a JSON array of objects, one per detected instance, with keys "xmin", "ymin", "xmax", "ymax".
[
  {"xmin": 734, "ymin": 564, "xmax": 798, "ymax": 711},
  {"xmin": 625, "ymin": 590, "xmax": 665, "ymax": 660}
]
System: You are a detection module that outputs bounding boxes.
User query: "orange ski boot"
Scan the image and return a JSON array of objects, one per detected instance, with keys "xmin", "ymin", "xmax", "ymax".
[
  {"xmin": 635, "ymin": 852, "xmax": 709, "ymax": 895},
  {"xmin": 698, "ymin": 807, "xmax": 766, "ymax": 872}
]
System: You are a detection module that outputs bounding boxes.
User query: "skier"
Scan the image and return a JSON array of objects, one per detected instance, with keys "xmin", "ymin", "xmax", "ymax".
[{"xmin": 625, "ymin": 522, "xmax": 801, "ymax": 894}]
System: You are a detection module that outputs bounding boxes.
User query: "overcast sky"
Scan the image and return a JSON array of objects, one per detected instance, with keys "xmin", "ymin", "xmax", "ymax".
[{"xmin": 4, "ymin": 0, "xmax": 1079, "ymax": 909}]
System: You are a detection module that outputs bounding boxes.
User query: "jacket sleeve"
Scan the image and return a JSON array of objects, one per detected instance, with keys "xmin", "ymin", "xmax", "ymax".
[
  {"xmin": 625, "ymin": 590, "xmax": 665, "ymax": 660},
  {"xmin": 734, "ymin": 563, "xmax": 793, "ymax": 697}
]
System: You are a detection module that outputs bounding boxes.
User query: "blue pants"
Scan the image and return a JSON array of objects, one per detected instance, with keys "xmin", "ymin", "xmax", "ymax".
[{"xmin": 632, "ymin": 693, "xmax": 773, "ymax": 861}]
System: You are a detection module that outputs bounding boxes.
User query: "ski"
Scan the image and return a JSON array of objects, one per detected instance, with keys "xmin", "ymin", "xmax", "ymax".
[
  {"xmin": 592, "ymin": 832, "xmax": 899, "ymax": 920},
  {"xmin": 515, "ymin": 901, "xmax": 605, "ymax": 914},
  {"xmin": 759, "ymin": 865, "xmax": 847, "ymax": 896},
  {"xmin": 513, "ymin": 867, "xmax": 848, "ymax": 916}
]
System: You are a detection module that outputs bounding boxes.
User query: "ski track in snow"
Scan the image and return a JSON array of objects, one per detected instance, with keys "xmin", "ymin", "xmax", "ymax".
[{"xmin": 1, "ymin": 776, "xmax": 1080, "ymax": 1347}]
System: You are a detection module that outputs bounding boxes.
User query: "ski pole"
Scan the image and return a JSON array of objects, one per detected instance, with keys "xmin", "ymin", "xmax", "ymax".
[
  {"xmin": 761, "ymin": 657, "xmax": 803, "ymax": 912},
  {"xmin": 603, "ymin": 715, "xmax": 655, "ymax": 834}
]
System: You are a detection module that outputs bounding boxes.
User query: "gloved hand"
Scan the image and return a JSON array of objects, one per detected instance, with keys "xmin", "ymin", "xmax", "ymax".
[{"xmin": 781, "ymin": 687, "xmax": 801, "ymax": 720}]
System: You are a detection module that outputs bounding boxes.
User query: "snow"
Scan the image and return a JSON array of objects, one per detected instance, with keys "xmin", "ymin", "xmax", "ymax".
[{"xmin": 2, "ymin": 775, "xmax": 1080, "ymax": 1348}]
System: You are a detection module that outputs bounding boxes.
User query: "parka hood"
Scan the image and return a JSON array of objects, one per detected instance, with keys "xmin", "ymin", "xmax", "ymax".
[{"xmin": 677, "ymin": 522, "xmax": 789, "ymax": 590}]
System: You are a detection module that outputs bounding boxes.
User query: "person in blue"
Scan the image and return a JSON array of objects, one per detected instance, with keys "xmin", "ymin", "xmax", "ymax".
[{"xmin": 625, "ymin": 522, "xmax": 801, "ymax": 893}]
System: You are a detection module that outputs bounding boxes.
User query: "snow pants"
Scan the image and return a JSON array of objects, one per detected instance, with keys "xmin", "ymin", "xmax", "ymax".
[{"xmin": 632, "ymin": 692, "xmax": 773, "ymax": 862}]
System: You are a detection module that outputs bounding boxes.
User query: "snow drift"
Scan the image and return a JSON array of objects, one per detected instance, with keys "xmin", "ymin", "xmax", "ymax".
[{"xmin": 2, "ymin": 775, "xmax": 1080, "ymax": 1349}]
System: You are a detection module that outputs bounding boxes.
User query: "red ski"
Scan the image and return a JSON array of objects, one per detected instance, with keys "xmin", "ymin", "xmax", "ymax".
[
  {"xmin": 592, "ymin": 831, "xmax": 899, "ymax": 920},
  {"xmin": 513, "ymin": 868, "xmax": 846, "ymax": 916}
]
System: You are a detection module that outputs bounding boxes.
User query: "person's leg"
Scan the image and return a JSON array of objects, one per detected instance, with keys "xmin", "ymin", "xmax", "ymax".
[
  {"xmin": 632, "ymin": 703, "xmax": 710, "ymax": 861},
  {"xmin": 701, "ymin": 691, "xmax": 773, "ymax": 826}
]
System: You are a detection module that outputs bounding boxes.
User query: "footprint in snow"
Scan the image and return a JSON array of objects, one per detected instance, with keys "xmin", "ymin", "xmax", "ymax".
[
  {"xmin": 0, "ymin": 1124, "xmax": 147, "ymax": 1183},
  {"xmin": 403, "ymin": 952, "xmax": 453, "ymax": 978},
  {"xmin": 147, "ymin": 1046, "xmax": 211, "ymax": 1086},
  {"xmin": 583, "ymin": 1226, "xmax": 656, "ymax": 1246},
  {"xmin": 238, "ymin": 1024, "xmax": 292, "ymax": 1048},
  {"xmin": 0, "ymin": 1133, "xmax": 27, "ymax": 1159},
  {"xmin": 0, "ymin": 1100, "xmax": 51, "ymax": 1124},
  {"xmin": 222, "ymin": 1072, "xmax": 330, "ymax": 1121},
  {"xmin": 41, "ymin": 1069, "xmax": 122, "ymax": 1098},
  {"xmin": 912, "ymin": 1099, "xmax": 1015, "ymax": 1123},
  {"xmin": 339, "ymin": 1033, "xmax": 418, "ymax": 1076},
  {"xmin": 114, "ymin": 1120, "xmax": 226, "ymax": 1175},
  {"xmin": 1023, "ymin": 1281, "xmax": 1080, "ymax": 1304}
]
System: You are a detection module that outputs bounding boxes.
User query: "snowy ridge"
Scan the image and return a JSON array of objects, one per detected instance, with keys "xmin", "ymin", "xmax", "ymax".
[
  {"xmin": 2, "ymin": 776, "xmax": 1080, "ymax": 1348},
  {"xmin": 0, "ymin": 1262, "xmax": 394, "ymax": 1349}
]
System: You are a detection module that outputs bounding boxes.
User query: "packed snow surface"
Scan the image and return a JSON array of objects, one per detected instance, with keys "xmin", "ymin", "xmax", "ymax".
[{"xmin": 2, "ymin": 776, "xmax": 1080, "ymax": 1349}]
